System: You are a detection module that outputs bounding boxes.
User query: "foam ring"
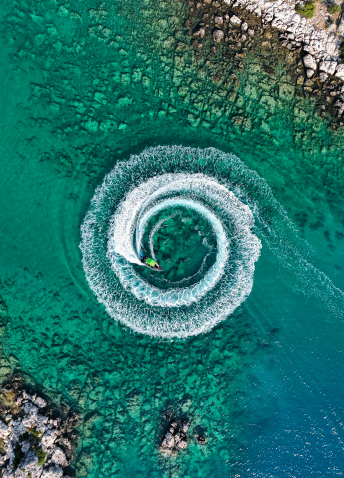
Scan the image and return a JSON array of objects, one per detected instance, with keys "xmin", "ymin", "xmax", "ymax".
[{"xmin": 80, "ymin": 146, "xmax": 262, "ymax": 338}]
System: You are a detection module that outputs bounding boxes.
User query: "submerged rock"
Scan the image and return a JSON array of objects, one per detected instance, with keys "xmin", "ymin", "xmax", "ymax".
[{"xmin": 213, "ymin": 29, "xmax": 224, "ymax": 42}]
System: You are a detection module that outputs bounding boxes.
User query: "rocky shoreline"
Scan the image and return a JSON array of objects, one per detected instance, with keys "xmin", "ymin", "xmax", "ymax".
[
  {"xmin": 0, "ymin": 378, "xmax": 77, "ymax": 478},
  {"xmin": 188, "ymin": 0, "xmax": 344, "ymax": 120}
]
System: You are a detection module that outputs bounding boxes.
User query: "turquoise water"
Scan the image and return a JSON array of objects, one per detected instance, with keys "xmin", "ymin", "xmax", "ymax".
[{"xmin": 0, "ymin": 0, "xmax": 344, "ymax": 476}]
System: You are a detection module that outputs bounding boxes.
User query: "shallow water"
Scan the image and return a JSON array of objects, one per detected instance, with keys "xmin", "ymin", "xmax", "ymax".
[{"xmin": 0, "ymin": 0, "xmax": 344, "ymax": 476}]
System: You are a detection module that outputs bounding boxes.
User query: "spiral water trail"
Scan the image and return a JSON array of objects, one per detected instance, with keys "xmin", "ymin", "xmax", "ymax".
[{"xmin": 80, "ymin": 146, "xmax": 344, "ymax": 338}]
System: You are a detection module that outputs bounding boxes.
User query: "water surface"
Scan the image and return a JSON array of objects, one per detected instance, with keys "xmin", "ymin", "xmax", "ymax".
[{"xmin": 0, "ymin": 0, "xmax": 344, "ymax": 476}]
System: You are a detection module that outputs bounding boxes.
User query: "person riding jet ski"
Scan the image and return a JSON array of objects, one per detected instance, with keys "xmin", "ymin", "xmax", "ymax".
[{"xmin": 140, "ymin": 255, "xmax": 163, "ymax": 271}]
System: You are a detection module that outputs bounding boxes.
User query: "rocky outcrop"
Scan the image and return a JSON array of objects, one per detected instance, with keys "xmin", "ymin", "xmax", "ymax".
[
  {"xmin": 205, "ymin": 0, "xmax": 342, "ymax": 82},
  {"xmin": 159, "ymin": 418, "xmax": 208, "ymax": 456},
  {"xmin": 159, "ymin": 420, "xmax": 190, "ymax": 456},
  {"xmin": 0, "ymin": 381, "xmax": 77, "ymax": 478},
  {"xmin": 190, "ymin": 0, "xmax": 344, "ymax": 118}
]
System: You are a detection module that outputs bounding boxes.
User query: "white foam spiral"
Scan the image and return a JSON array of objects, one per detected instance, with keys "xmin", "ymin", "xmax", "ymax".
[{"xmin": 80, "ymin": 146, "xmax": 262, "ymax": 338}]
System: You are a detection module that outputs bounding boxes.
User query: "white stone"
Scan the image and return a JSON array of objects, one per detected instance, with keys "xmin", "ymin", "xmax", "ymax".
[
  {"xmin": 303, "ymin": 54, "xmax": 317, "ymax": 70},
  {"xmin": 176, "ymin": 439, "xmax": 188, "ymax": 449},
  {"xmin": 42, "ymin": 429, "xmax": 59, "ymax": 448},
  {"xmin": 319, "ymin": 60, "xmax": 337, "ymax": 75},
  {"xmin": 32, "ymin": 396, "xmax": 47, "ymax": 408},
  {"xmin": 213, "ymin": 29, "xmax": 224, "ymax": 42},
  {"xmin": 306, "ymin": 68, "xmax": 315, "ymax": 78},
  {"xmin": 319, "ymin": 72, "xmax": 328, "ymax": 82},
  {"xmin": 230, "ymin": 15, "xmax": 242, "ymax": 26},
  {"xmin": 51, "ymin": 447, "xmax": 68, "ymax": 467},
  {"xmin": 0, "ymin": 420, "xmax": 9, "ymax": 438}
]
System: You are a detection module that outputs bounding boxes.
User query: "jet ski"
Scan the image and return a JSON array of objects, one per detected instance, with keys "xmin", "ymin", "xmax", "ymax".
[{"xmin": 141, "ymin": 255, "xmax": 163, "ymax": 272}]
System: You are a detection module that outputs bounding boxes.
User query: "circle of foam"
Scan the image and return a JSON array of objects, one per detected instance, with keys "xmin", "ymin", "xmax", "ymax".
[{"xmin": 80, "ymin": 147, "xmax": 262, "ymax": 338}]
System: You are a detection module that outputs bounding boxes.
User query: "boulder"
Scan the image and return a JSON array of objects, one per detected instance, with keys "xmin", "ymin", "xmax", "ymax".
[
  {"xmin": 230, "ymin": 15, "xmax": 242, "ymax": 27},
  {"xmin": 159, "ymin": 419, "xmax": 190, "ymax": 455},
  {"xmin": 213, "ymin": 30, "xmax": 224, "ymax": 42},
  {"xmin": 193, "ymin": 26, "xmax": 205, "ymax": 39},
  {"xmin": 319, "ymin": 72, "xmax": 329, "ymax": 82},
  {"xmin": 215, "ymin": 16, "xmax": 224, "ymax": 28},
  {"xmin": 303, "ymin": 54, "xmax": 317, "ymax": 71},
  {"xmin": 176, "ymin": 439, "xmax": 188, "ymax": 450},
  {"xmin": 306, "ymin": 68, "xmax": 315, "ymax": 78},
  {"xmin": 319, "ymin": 60, "xmax": 337, "ymax": 75},
  {"xmin": 182, "ymin": 421, "xmax": 190, "ymax": 433},
  {"xmin": 51, "ymin": 447, "xmax": 68, "ymax": 467}
]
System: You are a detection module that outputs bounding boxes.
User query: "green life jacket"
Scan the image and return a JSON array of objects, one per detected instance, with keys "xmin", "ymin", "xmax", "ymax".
[{"xmin": 146, "ymin": 257, "xmax": 156, "ymax": 267}]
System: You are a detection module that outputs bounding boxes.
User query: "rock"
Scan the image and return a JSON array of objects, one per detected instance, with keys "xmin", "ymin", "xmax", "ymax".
[
  {"xmin": 306, "ymin": 68, "xmax": 315, "ymax": 79},
  {"xmin": 319, "ymin": 60, "xmax": 337, "ymax": 75},
  {"xmin": 0, "ymin": 420, "xmax": 9, "ymax": 438},
  {"xmin": 297, "ymin": 75, "xmax": 305, "ymax": 85},
  {"xmin": 41, "ymin": 429, "xmax": 59, "ymax": 448},
  {"xmin": 230, "ymin": 15, "xmax": 242, "ymax": 27},
  {"xmin": 198, "ymin": 435, "xmax": 206, "ymax": 444},
  {"xmin": 319, "ymin": 72, "xmax": 329, "ymax": 82},
  {"xmin": 176, "ymin": 439, "xmax": 188, "ymax": 450},
  {"xmin": 182, "ymin": 421, "xmax": 190, "ymax": 433},
  {"xmin": 51, "ymin": 447, "xmax": 68, "ymax": 467},
  {"xmin": 159, "ymin": 418, "xmax": 190, "ymax": 455},
  {"xmin": 335, "ymin": 100, "xmax": 344, "ymax": 115},
  {"xmin": 33, "ymin": 396, "xmax": 47, "ymax": 409},
  {"xmin": 213, "ymin": 29, "xmax": 224, "ymax": 42},
  {"xmin": 165, "ymin": 432, "xmax": 175, "ymax": 448},
  {"xmin": 41, "ymin": 464, "xmax": 64, "ymax": 478},
  {"xmin": 303, "ymin": 54, "xmax": 317, "ymax": 71},
  {"xmin": 215, "ymin": 16, "xmax": 223, "ymax": 28},
  {"xmin": 195, "ymin": 0, "xmax": 344, "ymax": 93},
  {"xmin": 193, "ymin": 26, "xmax": 205, "ymax": 39}
]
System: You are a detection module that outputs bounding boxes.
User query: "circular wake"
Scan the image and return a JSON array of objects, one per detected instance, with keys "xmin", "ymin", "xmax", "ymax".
[
  {"xmin": 80, "ymin": 146, "xmax": 261, "ymax": 337},
  {"xmin": 80, "ymin": 146, "xmax": 344, "ymax": 338}
]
